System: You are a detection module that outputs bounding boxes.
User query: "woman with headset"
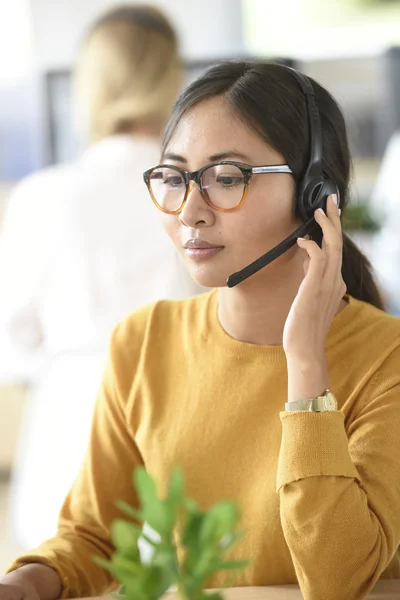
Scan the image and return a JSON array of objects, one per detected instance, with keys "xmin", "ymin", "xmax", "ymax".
[{"xmin": 1, "ymin": 61, "xmax": 400, "ymax": 600}]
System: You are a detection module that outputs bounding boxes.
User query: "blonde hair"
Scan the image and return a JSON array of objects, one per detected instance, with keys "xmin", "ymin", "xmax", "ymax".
[{"xmin": 74, "ymin": 4, "xmax": 182, "ymax": 143}]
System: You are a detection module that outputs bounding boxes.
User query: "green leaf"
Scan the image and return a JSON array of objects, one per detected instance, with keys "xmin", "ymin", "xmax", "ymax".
[
  {"xmin": 199, "ymin": 501, "xmax": 239, "ymax": 547},
  {"xmin": 93, "ymin": 554, "xmax": 113, "ymax": 574},
  {"xmin": 140, "ymin": 500, "xmax": 174, "ymax": 538},
  {"xmin": 112, "ymin": 553, "xmax": 143, "ymax": 577},
  {"xmin": 183, "ymin": 497, "xmax": 199, "ymax": 514},
  {"xmin": 138, "ymin": 531, "xmax": 161, "ymax": 548},
  {"xmin": 116, "ymin": 500, "xmax": 143, "ymax": 523},
  {"xmin": 151, "ymin": 548, "xmax": 175, "ymax": 570},
  {"xmin": 117, "ymin": 572, "xmax": 145, "ymax": 600},
  {"xmin": 133, "ymin": 468, "xmax": 175, "ymax": 538},
  {"xmin": 181, "ymin": 511, "xmax": 206, "ymax": 573},
  {"xmin": 134, "ymin": 468, "xmax": 158, "ymax": 508},
  {"xmin": 168, "ymin": 467, "xmax": 184, "ymax": 502},
  {"xmin": 110, "ymin": 520, "xmax": 141, "ymax": 560},
  {"xmin": 142, "ymin": 564, "xmax": 174, "ymax": 599},
  {"xmin": 182, "ymin": 512, "xmax": 205, "ymax": 548},
  {"xmin": 164, "ymin": 467, "xmax": 184, "ymax": 527}
]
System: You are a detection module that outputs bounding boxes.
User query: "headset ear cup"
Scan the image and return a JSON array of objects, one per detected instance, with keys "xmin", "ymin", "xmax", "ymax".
[
  {"xmin": 297, "ymin": 177, "xmax": 325, "ymax": 221},
  {"xmin": 297, "ymin": 178, "xmax": 338, "ymax": 221},
  {"xmin": 319, "ymin": 180, "xmax": 339, "ymax": 211}
]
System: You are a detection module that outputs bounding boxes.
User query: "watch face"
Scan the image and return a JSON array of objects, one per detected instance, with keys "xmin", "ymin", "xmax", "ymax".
[
  {"xmin": 325, "ymin": 392, "xmax": 338, "ymax": 411},
  {"xmin": 311, "ymin": 392, "xmax": 338, "ymax": 412}
]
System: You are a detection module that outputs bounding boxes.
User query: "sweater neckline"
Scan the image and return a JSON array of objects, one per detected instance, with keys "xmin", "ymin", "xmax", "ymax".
[{"xmin": 204, "ymin": 290, "xmax": 358, "ymax": 363}]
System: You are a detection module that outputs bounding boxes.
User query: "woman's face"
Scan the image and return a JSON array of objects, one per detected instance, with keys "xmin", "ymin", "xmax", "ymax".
[{"xmin": 160, "ymin": 96, "xmax": 302, "ymax": 288}]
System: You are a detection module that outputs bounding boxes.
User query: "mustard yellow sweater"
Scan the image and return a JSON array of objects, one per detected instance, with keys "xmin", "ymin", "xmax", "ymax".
[{"xmin": 8, "ymin": 291, "xmax": 400, "ymax": 600}]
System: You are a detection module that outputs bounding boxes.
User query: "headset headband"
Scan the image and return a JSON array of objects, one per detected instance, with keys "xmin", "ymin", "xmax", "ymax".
[{"xmin": 285, "ymin": 67, "xmax": 323, "ymax": 179}]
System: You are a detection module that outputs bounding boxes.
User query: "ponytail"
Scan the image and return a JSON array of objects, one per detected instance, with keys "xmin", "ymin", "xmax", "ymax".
[{"xmin": 342, "ymin": 233, "xmax": 385, "ymax": 311}]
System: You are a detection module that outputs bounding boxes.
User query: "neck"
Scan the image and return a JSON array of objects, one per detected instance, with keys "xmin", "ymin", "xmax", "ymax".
[
  {"xmin": 217, "ymin": 259, "xmax": 348, "ymax": 346},
  {"xmin": 217, "ymin": 248, "xmax": 307, "ymax": 346},
  {"xmin": 218, "ymin": 282, "xmax": 300, "ymax": 348}
]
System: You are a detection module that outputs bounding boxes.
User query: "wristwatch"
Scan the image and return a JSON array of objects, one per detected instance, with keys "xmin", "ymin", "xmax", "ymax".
[{"xmin": 285, "ymin": 389, "xmax": 338, "ymax": 412}]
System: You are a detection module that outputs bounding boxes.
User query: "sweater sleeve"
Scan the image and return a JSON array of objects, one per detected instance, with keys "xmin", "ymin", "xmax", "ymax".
[
  {"xmin": 276, "ymin": 349, "xmax": 400, "ymax": 600},
  {"xmin": 6, "ymin": 319, "xmax": 145, "ymax": 598}
]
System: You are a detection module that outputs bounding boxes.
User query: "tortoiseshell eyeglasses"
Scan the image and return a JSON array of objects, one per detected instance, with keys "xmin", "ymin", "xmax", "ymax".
[{"xmin": 143, "ymin": 161, "xmax": 293, "ymax": 214}]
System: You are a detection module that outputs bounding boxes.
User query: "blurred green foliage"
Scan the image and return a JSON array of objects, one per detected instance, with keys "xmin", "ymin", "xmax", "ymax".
[
  {"xmin": 94, "ymin": 467, "xmax": 249, "ymax": 600},
  {"xmin": 342, "ymin": 202, "xmax": 381, "ymax": 232}
]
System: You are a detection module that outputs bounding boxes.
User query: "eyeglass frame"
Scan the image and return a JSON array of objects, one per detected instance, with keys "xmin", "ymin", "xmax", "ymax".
[{"xmin": 143, "ymin": 160, "xmax": 293, "ymax": 214}]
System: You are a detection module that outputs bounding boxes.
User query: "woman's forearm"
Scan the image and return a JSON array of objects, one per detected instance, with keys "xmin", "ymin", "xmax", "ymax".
[{"xmin": 286, "ymin": 357, "xmax": 329, "ymax": 404}]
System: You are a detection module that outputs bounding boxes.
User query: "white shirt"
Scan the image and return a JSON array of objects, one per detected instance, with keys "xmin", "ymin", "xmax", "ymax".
[
  {"xmin": 0, "ymin": 135, "xmax": 204, "ymax": 380},
  {"xmin": 2, "ymin": 136, "xmax": 204, "ymax": 547},
  {"xmin": 370, "ymin": 132, "xmax": 400, "ymax": 309}
]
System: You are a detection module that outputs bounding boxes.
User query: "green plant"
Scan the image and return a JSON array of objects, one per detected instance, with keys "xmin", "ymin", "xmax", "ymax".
[
  {"xmin": 94, "ymin": 467, "xmax": 249, "ymax": 600},
  {"xmin": 342, "ymin": 201, "xmax": 381, "ymax": 232}
]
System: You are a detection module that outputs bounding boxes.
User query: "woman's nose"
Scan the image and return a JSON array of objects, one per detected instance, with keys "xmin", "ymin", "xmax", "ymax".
[{"xmin": 179, "ymin": 181, "xmax": 215, "ymax": 227}]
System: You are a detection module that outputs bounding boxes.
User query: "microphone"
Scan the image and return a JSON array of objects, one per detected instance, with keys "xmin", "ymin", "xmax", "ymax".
[{"xmin": 226, "ymin": 218, "xmax": 317, "ymax": 288}]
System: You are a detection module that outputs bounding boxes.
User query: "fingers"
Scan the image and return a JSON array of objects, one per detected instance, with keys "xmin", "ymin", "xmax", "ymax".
[
  {"xmin": 324, "ymin": 193, "xmax": 342, "ymax": 233},
  {"xmin": 314, "ymin": 196, "xmax": 343, "ymax": 270},
  {"xmin": 296, "ymin": 192, "xmax": 346, "ymax": 305},
  {"xmin": 297, "ymin": 237, "xmax": 326, "ymax": 284}
]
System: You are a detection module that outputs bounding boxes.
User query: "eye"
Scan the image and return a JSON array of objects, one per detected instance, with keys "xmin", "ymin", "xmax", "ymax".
[
  {"xmin": 216, "ymin": 175, "xmax": 244, "ymax": 188},
  {"xmin": 163, "ymin": 175, "xmax": 184, "ymax": 188}
]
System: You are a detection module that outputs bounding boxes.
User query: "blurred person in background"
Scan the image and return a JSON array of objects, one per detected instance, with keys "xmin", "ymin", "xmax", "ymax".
[
  {"xmin": 370, "ymin": 131, "xmax": 400, "ymax": 316},
  {"xmin": 0, "ymin": 4, "xmax": 203, "ymax": 549}
]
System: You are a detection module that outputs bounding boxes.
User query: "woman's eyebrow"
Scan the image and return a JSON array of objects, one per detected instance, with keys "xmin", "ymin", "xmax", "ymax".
[
  {"xmin": 162, "ymin": 152, "xmax": 186, "ymax": 163},
  {"xmin": 208, "ymin": 151, "xmax": 251, "ymax": 162},
  {"xmin": 162, "ymin": 150, "xmax": 252, "ymax": 164}
]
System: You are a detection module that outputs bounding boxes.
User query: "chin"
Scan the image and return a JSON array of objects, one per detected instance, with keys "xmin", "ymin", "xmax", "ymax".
[{"xmin": 186, "ymin": 263, "xmax": 229, "ymax": 288}]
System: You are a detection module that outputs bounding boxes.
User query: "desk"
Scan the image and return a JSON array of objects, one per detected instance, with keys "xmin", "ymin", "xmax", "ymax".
[
  {"xmin": 215, "ymin": 582, "xmax": 400, "ymax": 599},
  {"xmin": 81, "ymin": 580, "xmax": 400, "ymax": 600}
]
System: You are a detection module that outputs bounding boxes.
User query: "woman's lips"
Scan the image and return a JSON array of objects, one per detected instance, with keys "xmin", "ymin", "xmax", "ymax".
[
  {"xmin": 183, "ymin": 239, "xmax": 224, "ymax": 261},
  {"xmin": 184, "ymin": 247, "xmax": 224, "ymax": 261}
]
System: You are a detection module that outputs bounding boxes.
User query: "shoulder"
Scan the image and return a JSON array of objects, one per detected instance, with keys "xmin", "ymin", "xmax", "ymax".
[
  {"xmin": 0, "ymin": 165, "xmax": 79, "ymax": 251},
  {"xmin": 104, "ymin": 292, "xmax": 212, "ymax": 396},
  {"xmin": 360, "ymin": 299, "xmax": 400, "ymax": 371},
  {"xmin": 10, "ymin": 163, "xmax": 75, "ymax": 197},
  {"xmin": 110, "ymin": 291, "xmax": 213, "ymax": 360},
  {"xmin": 4, "ymin": 164, "xmax": 76, "ymax": 221},
  {"xmin": 352, "ymin": 296, "xmax": 400, "ymax": 338},
  {"xmin": 334, "ymin": 296, "xmax": 400, "ymax": 382}
]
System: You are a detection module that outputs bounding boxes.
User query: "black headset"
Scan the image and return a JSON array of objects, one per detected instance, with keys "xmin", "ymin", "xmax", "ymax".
[
  {"xmin": 226, "ymin": 67, "xmax": 339, "ymax": 288},
  {"xmin": 291, "ymin": 69, "xmax": 339, "ymax": 222}
]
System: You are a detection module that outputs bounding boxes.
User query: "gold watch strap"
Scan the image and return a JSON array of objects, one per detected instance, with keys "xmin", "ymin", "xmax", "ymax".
[{"xmin": 285, "ymin": 389, "xmax": 338, "ymax": 412}]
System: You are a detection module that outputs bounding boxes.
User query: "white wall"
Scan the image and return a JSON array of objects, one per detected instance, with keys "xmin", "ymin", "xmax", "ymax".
[
  {"xmin": 244, "ymin": 0, "xmax": 400, "ymax": 60},
  {"xmin": 29, "ymin": 0, "xmax": 245, "ymax": 70}
]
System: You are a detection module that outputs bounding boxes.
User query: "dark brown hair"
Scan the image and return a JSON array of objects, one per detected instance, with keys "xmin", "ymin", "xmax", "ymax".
[{"xmin": 162, "ymin": 60, "xmax": 384, "ymax": 310}]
